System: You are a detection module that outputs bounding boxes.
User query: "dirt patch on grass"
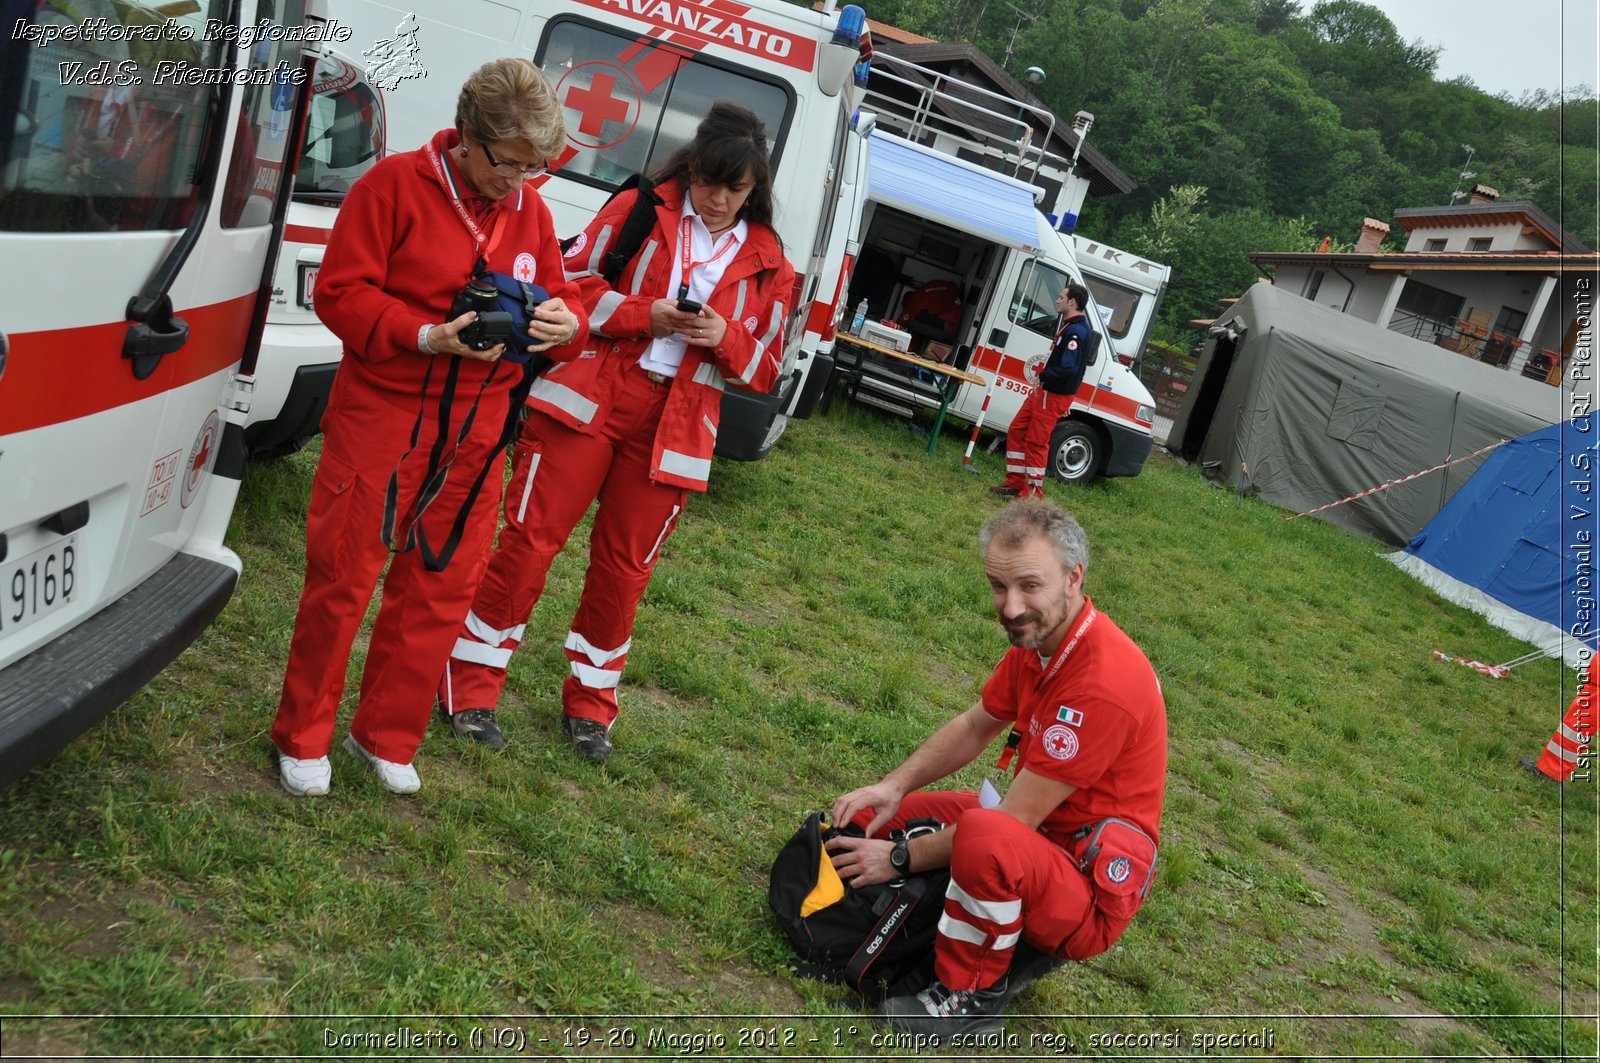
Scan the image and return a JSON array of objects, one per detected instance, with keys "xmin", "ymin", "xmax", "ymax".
[
  {"xmin": 1266, "ymin": 863, "xmax": 1487, "ymax": 1050},
  {"xmin": 32, "ymin": 886, "xmax": 166, "ymax": 962},
  {"xmin": 608, "ymin": 904, "xmax": 803, "ymax": 1011}
]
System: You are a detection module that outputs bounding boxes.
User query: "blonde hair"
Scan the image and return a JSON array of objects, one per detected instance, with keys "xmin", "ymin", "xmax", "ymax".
[{"xmin": 456, "ymin": 58, "xmax": 566, "ymax": 160}]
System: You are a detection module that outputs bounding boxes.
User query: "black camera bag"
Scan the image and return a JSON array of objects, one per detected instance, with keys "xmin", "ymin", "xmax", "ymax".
[{"xmin": 768, "ymin": 811, "xmax": 947, "ymax": 1003}]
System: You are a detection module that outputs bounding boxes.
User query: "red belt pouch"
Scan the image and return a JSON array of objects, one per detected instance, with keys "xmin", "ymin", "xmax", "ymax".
[{"xmin": 1073, "ymin": 816, "xmax": 1158, "ymax": 919}]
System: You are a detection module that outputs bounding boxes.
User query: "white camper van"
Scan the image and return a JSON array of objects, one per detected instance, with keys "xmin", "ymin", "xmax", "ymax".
[{"xmin": 1071, "ymin": 233, "xmax": 1171, "ymax": 370}]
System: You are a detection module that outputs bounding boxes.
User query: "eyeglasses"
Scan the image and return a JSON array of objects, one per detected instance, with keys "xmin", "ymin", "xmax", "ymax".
[{"xmin": 479, "ymin": 141, "xmax": 548, "ymax": 179}]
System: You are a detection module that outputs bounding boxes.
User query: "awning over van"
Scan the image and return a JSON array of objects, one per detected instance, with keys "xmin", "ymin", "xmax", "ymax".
[{"xmin": 866, "ymin": 131, "xmax": 1040, "ymax": 250}]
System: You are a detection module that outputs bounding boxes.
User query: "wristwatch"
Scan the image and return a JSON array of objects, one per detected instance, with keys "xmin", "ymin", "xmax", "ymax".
[
  {"xmin": 889, "ymin": 838, "xmax": 911, "ymax": 876},
  {"xmin": 418, "ymin": 323, "xmax": 438, "ymax": 354}
]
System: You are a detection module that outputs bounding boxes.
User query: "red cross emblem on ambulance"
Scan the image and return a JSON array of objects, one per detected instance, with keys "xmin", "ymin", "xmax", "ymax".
[{"xmin": 558, "ymin": 62, "xmax": 643, "ymax": 150}]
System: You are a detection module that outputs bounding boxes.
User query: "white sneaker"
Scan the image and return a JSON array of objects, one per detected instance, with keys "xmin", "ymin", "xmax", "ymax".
[
  {"xmin": 277, "ymin": 752, "xmax": 331, "ymax": 797},
  {"xmin": 343, "ymin": 734, "xmax": 421, "ymax": 794}
]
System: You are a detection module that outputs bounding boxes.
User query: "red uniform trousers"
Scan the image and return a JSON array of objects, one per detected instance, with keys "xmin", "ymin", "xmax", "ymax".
[
  {"xmin": 272, "ymin": 373, "xmax": 506, "ymax": 763},
  {"xmin": 870, "ymin": 792, "xmax": 1130, "ymax": 992},
  {"xmin": 442, "ymin": 362, "xmax": 688, "ymax": 727},
  {"xmin": 1534, "ymin": 666, "xmax": 1595, "ymax": 782},
  {"xmin": 1004, "ymin": 388, "xmax": 1075, "ymax": 498}
]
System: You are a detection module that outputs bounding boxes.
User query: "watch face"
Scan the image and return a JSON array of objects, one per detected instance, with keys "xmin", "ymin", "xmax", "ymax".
[{"xmin": 891, "ymin": 843, "xmax": 909, "ymax": 870}]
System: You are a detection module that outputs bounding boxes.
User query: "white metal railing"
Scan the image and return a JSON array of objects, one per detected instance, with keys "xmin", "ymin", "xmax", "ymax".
[{"xmin": 861, "ymin": 51, "xmax": 1072, "ymax": 182}]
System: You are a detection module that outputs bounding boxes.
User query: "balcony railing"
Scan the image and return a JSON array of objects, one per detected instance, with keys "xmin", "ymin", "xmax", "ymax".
[{"xmin": 1386, "ymin": 310, "xmax": 1565, "ymax": 385}]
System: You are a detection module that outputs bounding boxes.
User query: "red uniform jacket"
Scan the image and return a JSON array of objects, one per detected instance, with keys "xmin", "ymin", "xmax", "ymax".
[
  {"xmin": 315, "ymin": 128, "xmax": 588, "ymax": 411},
  {"xmin": 539, "ymin": 177, "xmax": 793, "ymax": 491}
]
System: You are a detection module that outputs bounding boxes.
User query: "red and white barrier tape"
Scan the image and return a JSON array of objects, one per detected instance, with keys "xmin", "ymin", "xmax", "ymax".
[
  {"xmin": 1432, "ymin": 648, "xmax": 1546, "ymax": 679},
  {"xmin": 1287, "ymin": 439, "xmax": 1508, "ymax": 521},
  {"xmin": 1432, "ymin": 650, "xmax": 1509, "ymax": 679}
]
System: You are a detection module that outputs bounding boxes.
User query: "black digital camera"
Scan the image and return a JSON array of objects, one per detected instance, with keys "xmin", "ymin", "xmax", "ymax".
[{"xmin": 448, "ymin": 277, "xmax": 520, "ymax": 352}]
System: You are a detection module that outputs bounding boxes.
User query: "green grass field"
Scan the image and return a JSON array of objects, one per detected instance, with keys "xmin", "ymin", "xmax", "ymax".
[{"xmin": 1, "ymin": 404, "xmax": 1595, "ymax": 1060}]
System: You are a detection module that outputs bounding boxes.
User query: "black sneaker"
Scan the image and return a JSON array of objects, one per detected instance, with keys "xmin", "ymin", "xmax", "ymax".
[
  {"xmin": 876, "ymin": 977, "xmax": 1008, "ymax": 1039},
  {"xmin": 1004, "ymin": 942, "xmax": 1064, "ymax": 1000},
  {"xmin": 446, "ymin": 707, "xmax": 505, "ymax": 750},
  {"xmin": 562, "ymin": 716, "xmax": 612, "ymax": 763},
  {"xmin": 1520, "ymin": 755, "xmax": 1561, "ymax": 783},
  {"xmin": 988, "ymin": 483, "xmax": 1020, "ymax": 497}
]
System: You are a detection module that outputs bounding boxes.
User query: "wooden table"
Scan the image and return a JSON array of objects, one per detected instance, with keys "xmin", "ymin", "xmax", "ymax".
[{"xmin": 831, "ymin": 335, "xmax": 986, "ymax": 455}]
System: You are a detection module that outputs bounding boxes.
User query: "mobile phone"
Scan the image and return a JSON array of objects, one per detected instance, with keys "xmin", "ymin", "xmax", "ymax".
[{"xmin": 677, "ymin": 298, "xmax": 703, "ymax": 314}]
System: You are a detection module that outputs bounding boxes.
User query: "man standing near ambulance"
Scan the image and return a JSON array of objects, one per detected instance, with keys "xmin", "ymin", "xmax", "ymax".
[
  {"xmin": 993, "ymin": 283, "xmax": 1095, "ymax": 499},
  {"xmin": 827, "ymin": 499, "xmax": 1167, "ymax": 1038}
]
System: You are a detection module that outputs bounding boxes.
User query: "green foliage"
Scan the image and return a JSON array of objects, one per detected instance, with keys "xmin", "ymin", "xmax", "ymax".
[{"xmin": 829, "ymin": 0, "xmax": 1597, "ymax": 331}]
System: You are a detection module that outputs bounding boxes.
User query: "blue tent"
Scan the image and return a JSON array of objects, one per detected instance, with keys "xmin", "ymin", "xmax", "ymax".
[{"xmin": 1390, "ymin": 418, "xmax": 1600, "ymax": 668}]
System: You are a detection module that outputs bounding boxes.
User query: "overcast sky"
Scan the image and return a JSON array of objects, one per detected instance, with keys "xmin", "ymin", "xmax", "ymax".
[{"xmin": 1375, "ymin": 0, "xmax": 1599, "ymax": 99}]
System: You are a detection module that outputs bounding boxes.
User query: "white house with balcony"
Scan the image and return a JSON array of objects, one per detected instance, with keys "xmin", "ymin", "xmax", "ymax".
[{"xmin": 1248, "ymin": 187, "xmax": 1596, "ymax": 409}]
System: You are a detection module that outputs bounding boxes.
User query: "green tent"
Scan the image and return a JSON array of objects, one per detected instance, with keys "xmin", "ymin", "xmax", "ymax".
[{"xmin": 1168, "ymin": 284, "xmax": 1563, "ymax": 545}]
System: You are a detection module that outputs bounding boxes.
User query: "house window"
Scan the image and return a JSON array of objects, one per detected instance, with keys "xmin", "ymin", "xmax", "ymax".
[
  {"xmin": 1424, "ymin": 238, "xmax": 1447, "ymax": 252},
  {"xmin": 1494, "ymin": 306, "xmax": 1528, "ymax": 336},
  {"xmin": 1467, "ymin": 237, "xmax": 1493, "ymax": 252},
  {"xmin": 1306, "ymin": 270, "xmax": 1325, "ymax": 300},
  {"xmin": 1395, "ymin": 279, "xmax": 1465, "ymax": 323}
]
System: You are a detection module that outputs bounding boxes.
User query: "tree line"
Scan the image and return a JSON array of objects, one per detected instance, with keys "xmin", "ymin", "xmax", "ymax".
[{"xmin": 822, "ymin": 0, "xmax": 1598, "ymax": 340}]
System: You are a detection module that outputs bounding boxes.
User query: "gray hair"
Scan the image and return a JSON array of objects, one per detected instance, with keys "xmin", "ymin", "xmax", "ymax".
[
  {"xmin": 980, "ymin": 499, "xmax": 1089, "ymax": 574},
  {"xmin": 456, "ymin": 58, "xmax": 566, "ymax": 160}
]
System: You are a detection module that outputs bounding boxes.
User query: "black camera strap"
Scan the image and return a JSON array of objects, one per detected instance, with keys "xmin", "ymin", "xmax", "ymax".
[{"xmin": 380, "ymin": 352, "xmax": 502, "ymax": 572}]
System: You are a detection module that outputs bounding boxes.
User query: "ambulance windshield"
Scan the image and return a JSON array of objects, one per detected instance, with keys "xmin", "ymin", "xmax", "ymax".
[{"xmin": 538, "ymin": 18, "xmax": 791, "ymax": 191}]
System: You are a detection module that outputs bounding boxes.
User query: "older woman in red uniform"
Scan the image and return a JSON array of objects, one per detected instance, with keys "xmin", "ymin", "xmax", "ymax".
[
  {"xmin": 271, "ymin": 59, "xmax": 586, "ymax": 797},
  {"xmin": 440, "ymin": 102, "xmax": 793, "ymax": 761}
]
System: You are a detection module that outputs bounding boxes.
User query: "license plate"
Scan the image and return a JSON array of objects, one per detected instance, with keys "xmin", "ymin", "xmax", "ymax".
[
  {"xmin": 1, "ymin": 535, "xmax": 80, "ymax": 637},
  {"xmin": 298, "ymin": 264, "xmax": 318, "ymax": 309}
]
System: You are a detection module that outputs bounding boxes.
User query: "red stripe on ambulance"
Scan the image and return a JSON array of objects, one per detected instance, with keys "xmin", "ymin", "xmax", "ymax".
[
  {"xmin": 284, "ymin": 224, "xmax": 332, "ymax": 245},
  {"xmin": 573, "ymin": 0, "xmax": 817, "ymax": 70},
  {"xmin": 0, "ymin": 295, "xmax": 256, "ymax": 435},
  {"xmin": 970, "ymin": 346, "xmax": 1151, "ymax": 428}
]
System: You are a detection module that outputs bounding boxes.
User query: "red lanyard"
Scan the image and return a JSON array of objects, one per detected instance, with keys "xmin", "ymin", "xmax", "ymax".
[
  {"xmin": 1038, "ymin": 601, "xmax": 1097, "ymax": 689},
  {"xmin": 997, "ymin": 602, "xmax": 1097, "ymax": 771},
  {"xmin": 426, "ymin": 142, "xmax": 508, "ymax": 267},
  {"xmin": 676, "ymin": 215, "xmax": 738, "ymax": 301}
]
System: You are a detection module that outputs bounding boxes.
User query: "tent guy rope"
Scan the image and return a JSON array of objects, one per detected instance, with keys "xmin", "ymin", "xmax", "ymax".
[{"xmin": 1286, "ymin": 439, "xmax": 1509, "ymax": 521}]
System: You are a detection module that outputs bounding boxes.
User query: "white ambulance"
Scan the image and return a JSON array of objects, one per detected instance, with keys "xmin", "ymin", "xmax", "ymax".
[
  {"xmin": 1070, "ymin": 233, "xmax": 1171, "ymax": 372},
  {"xmin": 279, "ymin": 0, "xmax": 878, "ymax": 457},
  {"xmin": 244, "ymin": 48, "xmax": 384, "ymax": 460},
  {"xmin": 0, "ymin": 0, "xmax": 336, "ymax": 785}
]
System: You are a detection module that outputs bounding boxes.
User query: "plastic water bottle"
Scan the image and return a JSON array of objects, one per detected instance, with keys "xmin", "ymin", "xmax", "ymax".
[{"xmin": 851, "ymin": 299, "xmax": 868, "ymax": 335}]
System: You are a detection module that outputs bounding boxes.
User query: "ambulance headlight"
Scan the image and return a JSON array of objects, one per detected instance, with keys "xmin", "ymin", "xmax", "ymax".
[{"xmin": 1136, "ymin": 404, "xmax": 1155, "ymax": 423}]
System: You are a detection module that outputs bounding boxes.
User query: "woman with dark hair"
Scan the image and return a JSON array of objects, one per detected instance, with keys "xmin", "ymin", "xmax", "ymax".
[
  {"xmin": 439, "ymin": 100, "xmax": 794, "ymax": 762},
  {"xmin": 270, "ymin": 58, "xmax": 585, "ymax": 797}
]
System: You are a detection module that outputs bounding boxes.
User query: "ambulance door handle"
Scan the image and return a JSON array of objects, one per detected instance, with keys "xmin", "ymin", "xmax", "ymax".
[
  {"xmin": 989, "ymin": 328, "xmax": 1009, "ymax": 346},
  {"xmin": 123, "ymin": 293, "xmax": 191, "ymax": 381}
]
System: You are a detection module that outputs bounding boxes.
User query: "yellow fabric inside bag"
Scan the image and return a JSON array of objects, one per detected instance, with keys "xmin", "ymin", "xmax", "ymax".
[{"xmin": 800, "ymin": 829, "xmax": 846, "ymax": 917}]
